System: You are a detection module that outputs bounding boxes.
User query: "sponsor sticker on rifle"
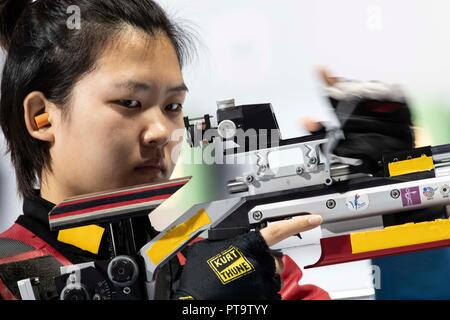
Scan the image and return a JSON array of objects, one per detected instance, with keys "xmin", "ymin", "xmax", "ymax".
[
  {"xmin": 422, "ymin": 186, "xmax": 437, "ymax": 200},
  {"xmin": 207, "ymin": 246, "xmax": 255, "ymax": 285},
  {"xmin": 345, "ymin": 193, "xmax": 369, "ymax": 212},
  {"xmin": 400, "ymin": 186, "xmax": 421, "ymax": 207},
  {"xmin": 440, "ymin": 184, "xmax": 450, "ymax": 198}
]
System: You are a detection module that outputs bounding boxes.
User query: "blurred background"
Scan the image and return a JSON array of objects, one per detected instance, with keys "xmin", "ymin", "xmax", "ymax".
[{"xmin": 2, "ymin": 0, "xmax": 450, "ymax": 299}]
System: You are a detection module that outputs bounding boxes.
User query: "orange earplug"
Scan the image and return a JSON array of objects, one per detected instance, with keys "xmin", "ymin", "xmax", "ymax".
[{"xmin": 34, "ymin": 112, "xmax": 50, "ymax": 129}]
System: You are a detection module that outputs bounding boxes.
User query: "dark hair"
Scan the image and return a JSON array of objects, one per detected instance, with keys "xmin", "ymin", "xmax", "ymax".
[{"xmin": 0, "ymin": 0, "xmax": 195, "ymax": 198}]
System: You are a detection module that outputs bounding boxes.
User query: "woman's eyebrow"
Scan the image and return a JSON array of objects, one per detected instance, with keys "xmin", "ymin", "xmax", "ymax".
[
  {"xmin": 114, "ymin": 80, "xmax": 189, "ymax": 93},
  {"xmin": 168, "ymin": 83, "xmax": 189, "ymax": 93},
  {"xmin": 114, "ymin": 80, "xmax": 151, "ymax": 92}
]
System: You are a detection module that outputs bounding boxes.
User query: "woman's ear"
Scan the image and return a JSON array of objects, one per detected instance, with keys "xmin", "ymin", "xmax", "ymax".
[{"xmin": 23, "ymin": 91, "xmax": 57, "ymax": 143}]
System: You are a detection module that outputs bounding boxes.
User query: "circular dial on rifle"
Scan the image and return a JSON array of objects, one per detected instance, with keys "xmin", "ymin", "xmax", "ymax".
[{"xmin": 218, "ymin": 120, "xmax": 237, "ymax": 139}]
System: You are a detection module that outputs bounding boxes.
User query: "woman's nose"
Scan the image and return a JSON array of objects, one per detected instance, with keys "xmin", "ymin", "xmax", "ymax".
[{"xmin": 141, "ymin": 109, "xmax": 171, "ymax": 147}]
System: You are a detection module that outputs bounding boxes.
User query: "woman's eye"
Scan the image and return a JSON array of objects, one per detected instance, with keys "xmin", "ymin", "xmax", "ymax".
[
  {"xmin": 115, "ymin": 100, "xmax": 142, "ymax": 109},
  {"xmin": 165, "ymin": 103, "xmax": 183, "ymax": 112}
]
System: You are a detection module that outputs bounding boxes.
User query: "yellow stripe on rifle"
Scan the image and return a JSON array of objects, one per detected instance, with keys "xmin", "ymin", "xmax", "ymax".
[
  {"xmin": 350, "ymin": 219, "xmax": 450, "ymax": 254},
  {"xmin": 388, "ymin": 155, "xmax": 434, "ymax": 177},
  {"xmin": 58, "ymin": 225, "xmax": 105, "ymax": 254},
  {"xmin": 146, "ymin": 209, "xmax": 211, "ymax": 265}
]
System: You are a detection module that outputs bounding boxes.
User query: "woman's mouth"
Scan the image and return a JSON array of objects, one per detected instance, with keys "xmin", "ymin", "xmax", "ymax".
[
  {"xmin": 134, "ymin": 165, "xmax": 163, "ymax": 176},
  {"xmin": 133, "ymin": 158, "xmax": 168, "ymax": 181}
]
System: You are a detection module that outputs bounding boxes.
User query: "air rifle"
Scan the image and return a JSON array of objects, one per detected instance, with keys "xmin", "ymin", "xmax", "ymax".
[{"xmin": 19, "ymin": 82, "xmax": 450, "ymax": 300}]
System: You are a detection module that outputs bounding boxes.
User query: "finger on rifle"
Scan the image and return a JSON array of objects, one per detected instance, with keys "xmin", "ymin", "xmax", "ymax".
[{"xmin": 260, "ymin": 214, "xmax": 322, "ymax": 247}]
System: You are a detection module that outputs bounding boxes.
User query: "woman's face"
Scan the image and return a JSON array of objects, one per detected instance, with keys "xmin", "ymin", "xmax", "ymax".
[{"xmin": 46, "ymin": 30, "xmax": 187, "ymax": 198}]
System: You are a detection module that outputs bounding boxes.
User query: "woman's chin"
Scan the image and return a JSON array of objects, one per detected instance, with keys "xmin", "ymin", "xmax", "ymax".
[{"xmin": 129, "ymin": 171, "xmax": 168, "ymax": 186}]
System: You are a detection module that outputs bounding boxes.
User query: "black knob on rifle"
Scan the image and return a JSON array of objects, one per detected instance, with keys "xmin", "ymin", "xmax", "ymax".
[
  {"xmin": 107, "ymin": 256, "xmax": 139, "ymax": 287},
  {"xmin": 60, "ymin": 285, "xmax": 90, "ymax": 300}
]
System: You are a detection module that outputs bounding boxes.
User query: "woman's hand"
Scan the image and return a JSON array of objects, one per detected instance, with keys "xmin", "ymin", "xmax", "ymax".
[
  {"xmin": 299, "ymin": 67, "xmax": 338, "ymax": 133},
  {"xmin": 174, "ymin": 214, "xmax": 322, "ymax": 300},
  {"xmin": 301, "ymin": 67, "xmax": 415, "ymax": 174},
  {"xmin": 261, "ymin": 215, "xmax": 323, "ymax": 274}
]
